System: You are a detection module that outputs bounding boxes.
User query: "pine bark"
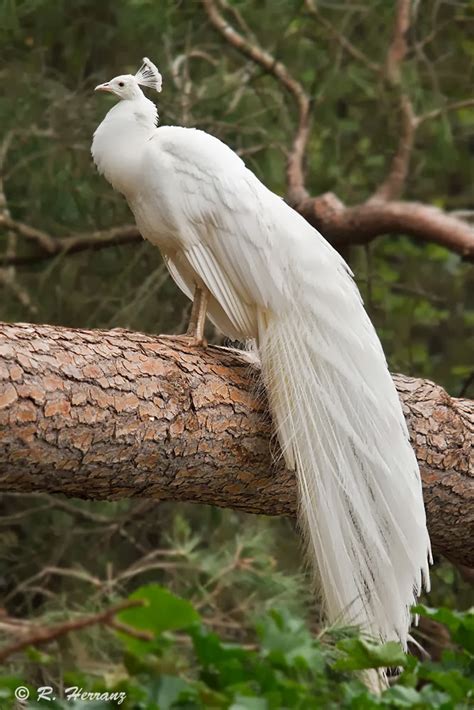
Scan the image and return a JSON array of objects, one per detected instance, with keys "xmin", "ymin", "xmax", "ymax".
[{"xmin": 0, "ymin": 322, "xmax": 472, "ymax": 566}]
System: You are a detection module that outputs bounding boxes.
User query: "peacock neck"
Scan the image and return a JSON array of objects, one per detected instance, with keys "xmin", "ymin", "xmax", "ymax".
[{"xmin": 91, "ymin": 97, "xmax": 157, "ymax": 197}]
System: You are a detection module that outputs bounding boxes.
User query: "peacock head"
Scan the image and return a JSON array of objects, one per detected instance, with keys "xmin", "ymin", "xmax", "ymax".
[{"xmin": 95, "ymin": 58, "xmax": 162, "ymax": 101}]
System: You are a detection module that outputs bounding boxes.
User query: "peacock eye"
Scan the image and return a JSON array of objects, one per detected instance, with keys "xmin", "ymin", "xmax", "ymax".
[{"xmin": 118, "ymin": 82, "xmax": 124, "ymax": 87}]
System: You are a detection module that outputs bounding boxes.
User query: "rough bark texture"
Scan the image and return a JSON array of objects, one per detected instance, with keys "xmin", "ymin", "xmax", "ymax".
[
  {"xmin": 0, "ymin": 323, "xmax": 472, "ymax": 566},
  {"xmin": 295, "ymin": 194, "xmax": 474, "ymax": 258}
]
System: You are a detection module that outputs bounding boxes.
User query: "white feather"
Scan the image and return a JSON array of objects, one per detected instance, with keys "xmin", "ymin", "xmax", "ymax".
[
  {"xmin": 135, "ymin": 57, "xmax": 162, "ymax": 93},
  {"xmin": 92, "ymin": 73, "xmax": 431, "ymax": 667}
]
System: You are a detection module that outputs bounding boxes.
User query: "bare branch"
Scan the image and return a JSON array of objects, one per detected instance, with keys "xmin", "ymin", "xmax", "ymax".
[
  {"xmin": 3, "ymin": 198, "xmax": 474, "ymax": 271},
  {"xmin": 0, "ymin": 215, "xmax": 57, "ymax": 253},
  {"xmin": 371, "ymin": 1, "xmax": 473, "ymax": 204},
  {"xmin": 385, "ymin": 0, "xmax": 412, "ymax": 84},
  {"xmin": 418, "ymin": 98, "xmax": 474, "ymax": 125},
  {"xmin": 372, "ymin": 0, "xmax": 415, "ymax": 201},
  {"xmin": 107, "ymin": 618, "xmax": 153, "ymax": 641},
  {"xmin": 372, "ymin": 94, "xmax": 417, "ymax": 202},
  {"xmin": 0, "ymin": 271, "xmax": 37, "ymax": 314},
  {"xmin": 0, "ymin": 132, "xmax": 37, "ymax": 313},
  {"xmin": 201, "ymin": 0, "xmax": 311, "ymax": 202},
  {"xmin": 2, "ymin": 6, "xmax": 473, "ymax": 271},
  {"xmin": 0, "ymin": 221, "xmax": 141, "ymax": 266},
  {"xmin": 304, "ymin": 0, "xmax": 380, "ymax": 73},
  {"xmin": 51, "ymin": 225, "xmax": 142, "ymax": 255},
  {"xmin": 298, "ymin": 193, "xmax": 474, "ymax": 259},
  {"xmin": 0, "ymin": 599, "xmax": 142, "ymax": 663}
]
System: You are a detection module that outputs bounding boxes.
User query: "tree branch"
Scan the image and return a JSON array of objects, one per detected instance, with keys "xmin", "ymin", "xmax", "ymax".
[
  {"xmin": 0, "ymin": 1, "xmax": 469, "ymax": 282},
  {"xmin": 201, "ymin": 0, "xmax": 311, "ymax": 202},
  {"xmin": 0, "ymin": 599, "xmax": 142, "ymax": 663},
  {"xmin": 2, "ymin": 199, "xmax": 473, "ymax": 270},
  {"xmin": 304, "ymin": 0, "xmax": 381, "ymax": 74},
  {"xmin": 199, "ymin": 0, "xmax": 474, "ymax": 258},
  {"xmin": 418, "ymin": 98, "xmax": 474, "ymax": 125},
  {"xmin": 0, "ymin": 215, "xmax": 58, "ymax": 254},
  {"xmin": 0, "ymin": 130, "xmax": 38, "ymax": 314},
  {"xmin": 297, "ymin": 194, "xmax": 474, "ymax": 259},
  {"xmin": 0, "ymin": 220, "xmax": 141, "ymax": 266},
  {"xmin": 0, "ymin": 323, "xmax": 472, "ymax": 566},
  {"xmin": 372, "ymin": 0, "xmax": 415, "ymax": 201},
  {"xmin": 385, "ymin": 0, "xmax": 411, "ymax": 84},
  {"xmin": 372, "ymin": 93, "xmax": 417, "ymax": 202},
  {"xmin": 1, "ymin": 3, "xmax": 472, "ymax": 268}
]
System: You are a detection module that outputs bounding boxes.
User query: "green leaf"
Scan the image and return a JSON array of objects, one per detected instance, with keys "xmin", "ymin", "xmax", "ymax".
[
  {"xmin": 334, "ymin": 639, "xmax": 407, "ymax": 671},
  {"xmin": 422, "ymin": 668, "xmax": 472, "ymax": 701},
  {"xmin": 119, "ymin": 584, "xmax": 200, "ymax": 634},
  {"xmin": 230, "ymin": 696, "xmax": 268, "ymax": 710},
  {"xmin": 382, "ymin": 685, "xmax": 421, "ymax": 707},
  {"xmin": 156, "ymin": 675, "xmax": 197, "ymax": 709},
  {"xmin": 256, "ymin": 609, "xmax": 323, "ymax": 670},
  {"xmin": 116, "ymin": 584, "xmax": 200, "ymax": 656}
]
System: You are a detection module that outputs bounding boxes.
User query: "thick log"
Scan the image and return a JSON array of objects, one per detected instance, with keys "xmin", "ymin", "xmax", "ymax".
[{"xmin": 0, "ymin": 322, "xmax": 472, "ymax": 565}]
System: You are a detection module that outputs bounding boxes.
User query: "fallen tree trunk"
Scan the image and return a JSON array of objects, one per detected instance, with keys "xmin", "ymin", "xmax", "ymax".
[{"xmin": 0, "ymin": 322, "xmax": 472, "ymax": 565}]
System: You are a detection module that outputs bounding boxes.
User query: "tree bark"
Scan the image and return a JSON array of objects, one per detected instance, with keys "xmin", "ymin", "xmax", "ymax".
[
  {"xmin": 0, "ymin": 322, "xmax": 472, "ymax": 566},
  {"xmin": 294, "ymin": 194, "xmax": 474, "ymax": 259}
]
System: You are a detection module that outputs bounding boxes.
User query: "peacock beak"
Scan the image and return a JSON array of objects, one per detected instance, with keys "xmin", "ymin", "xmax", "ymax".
[{"xmin": 94, "ymin": 83, "xmax": 114, "ymax": 94}]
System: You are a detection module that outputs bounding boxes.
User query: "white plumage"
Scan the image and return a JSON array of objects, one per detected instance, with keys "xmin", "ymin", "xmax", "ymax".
[{"xmin": 92, "ymin": 59, "xmax": 431, "ymax": 671}]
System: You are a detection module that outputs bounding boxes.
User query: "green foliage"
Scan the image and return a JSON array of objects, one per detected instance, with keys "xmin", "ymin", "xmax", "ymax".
[
  {"xmin": 333, "ymin": 639, "xmax": 407, "ymax": 672},
  {"xmin": 0, "ymin": 586, "xmax": 472, "ymax": 709}
]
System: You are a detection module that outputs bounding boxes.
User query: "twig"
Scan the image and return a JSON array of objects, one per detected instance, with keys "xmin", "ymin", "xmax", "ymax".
[
  {"xmin": 201, "ymin": 0, "xmax": 311, "ymax": 203},
  {"xmin": 385, "ymin": 0, "xmax": 412, "ymax": 84},
  {"xmin": 0, "ymin": 599, "xmax": 143, "ymax": 663},
  {"xmin": 4, "ymin": 566, "xmax": 104, "ymax": 604},
  {"xmin": 371, "ymin": 2, "xmax": 474, "ymax": 203},
  {"xmin": 418, "ymin": 99, "xmax": 474, "ymax": 125},
  {"xmin": 304, "ymin": 0, "xmax": 380, "ymax": 73},
  {"xmin": 0, "ymin": 221, "xmax": 141, "ymax": 266},
  {"xmin": 0, "ymin": 131, "xmax": 37, "ymax": 313},
  {"xmin": 218, "ymin": 0, "xmax": 254, "ymax": 38},
  {"xmin": 106, "ymin": 618, "xmax": 154, "ymax": 641},
  {"xmin": 372, "ymin": 0, "xmax": 415, "ymax": 202},
  {"xmin": 372, "ymin": 94, "xmax": 417, "ymax": 202},
  {"xmin": 0, "ymin": 215, "xmax": 57, "ymax": 253}
]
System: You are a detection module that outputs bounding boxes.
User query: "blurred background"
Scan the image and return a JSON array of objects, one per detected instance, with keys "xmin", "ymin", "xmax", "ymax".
[{"xmin": 0, "ymin": 0, "xmax": 473, "ymax": 700}]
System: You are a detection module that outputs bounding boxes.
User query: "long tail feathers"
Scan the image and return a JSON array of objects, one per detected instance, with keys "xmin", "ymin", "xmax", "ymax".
[{"xmin": 257, "ymin": 304, "xmax": 431, "ymax": 676}]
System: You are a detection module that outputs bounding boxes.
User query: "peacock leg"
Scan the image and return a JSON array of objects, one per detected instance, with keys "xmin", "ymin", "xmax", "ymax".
[{"xmin": 185, "ymin": 285, "xmax": 209, "ymax": 346}]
